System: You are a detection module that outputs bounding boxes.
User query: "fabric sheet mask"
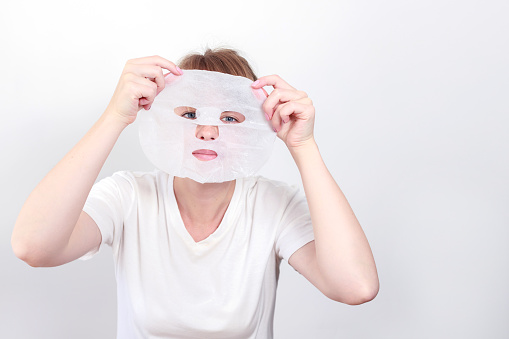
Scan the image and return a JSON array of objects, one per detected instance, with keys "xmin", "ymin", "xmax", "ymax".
[{"xmin": 138, "ymin": 70, "xmax": 276, "ymax": 183}]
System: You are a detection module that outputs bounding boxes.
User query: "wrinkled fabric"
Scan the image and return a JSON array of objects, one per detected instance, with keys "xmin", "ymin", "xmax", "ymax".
[{"xmin": 138, "ymin": 70, "xmax": 276, "ymax": 183}]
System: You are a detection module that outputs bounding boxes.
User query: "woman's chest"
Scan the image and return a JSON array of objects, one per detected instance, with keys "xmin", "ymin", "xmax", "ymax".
[{"xmin": 116, "ymin": 217, "xmax": 279, "ymax": 338}]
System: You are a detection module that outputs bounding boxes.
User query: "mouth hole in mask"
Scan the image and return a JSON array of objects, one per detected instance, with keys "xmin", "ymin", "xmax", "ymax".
[{"xmin": 174, "ymin": 106, "xmax": 245, "ymax": 124}]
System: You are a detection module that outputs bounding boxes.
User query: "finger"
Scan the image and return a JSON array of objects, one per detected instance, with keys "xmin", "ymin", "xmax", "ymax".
[
  {"xmin": 261, "ymin": 87, "xmax": 269, "ymax": 98},
  {"xmin": 251, "ymin": 74, "xmax": 295, "ymax": 90},
  {"xmin": 272, "ymin": 101, "xmax": 310, "ymax": 132},
  {"xmin": 127, "ymin": 55, "xmax": 183, "ymax": 75},
  {"xmin": 131, "ymin": 78, "xmax": 158, "ymax": 107},
  {"xmin": 263, "ymin": 88, "xmax": 308, "ymax": 119},
  {"xmin": 131, "ymin": 75, "xmax": 158, "ymax": 93},
  {"xmin": 124, "ymin": 64, "xmax": 166, "ymax": 94}
]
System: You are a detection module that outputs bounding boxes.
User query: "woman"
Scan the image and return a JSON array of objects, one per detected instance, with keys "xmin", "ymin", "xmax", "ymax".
[{"xmin": 12, "ymin": 48, "xmax": 379, "ymax": 338}]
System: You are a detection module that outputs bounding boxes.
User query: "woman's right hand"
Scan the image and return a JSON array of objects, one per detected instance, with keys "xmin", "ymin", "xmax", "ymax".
[{"xmin": 105, "ymin": 56, "xmax": 183, "ymax": 125}]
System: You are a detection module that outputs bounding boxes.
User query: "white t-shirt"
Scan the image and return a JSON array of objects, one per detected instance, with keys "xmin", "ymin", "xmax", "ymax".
[{"xmin": 81, "ymin": 170, "xmax": 314, "ymax": 339}]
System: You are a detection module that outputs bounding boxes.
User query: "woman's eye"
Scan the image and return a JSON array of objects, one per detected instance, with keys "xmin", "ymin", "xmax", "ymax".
[
  {"xmin": 220, "ymin": 111, "xmax": 245, "ymax": 124},
  {"xmin": 221, "ymin": 116, "xmax": 239, "ymax": 123},
  {"xmin": 174, "ymin": 106, "xmax": 197, "ymax": 119},
  {"xmin": 182, "ymin": 112, "xmax": 197, "ymax": 119}
]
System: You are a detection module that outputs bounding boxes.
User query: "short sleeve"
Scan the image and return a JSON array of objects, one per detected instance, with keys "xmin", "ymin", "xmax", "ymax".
[
  {"xmin": 274, "ymin": 188, "xmax": 315, "ymax": 262},
  {"xmin": 79, "ymin": 172, "xmax": 134, "ymax": 260}
]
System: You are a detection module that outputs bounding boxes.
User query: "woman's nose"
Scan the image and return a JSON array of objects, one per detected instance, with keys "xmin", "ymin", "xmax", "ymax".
[{"xmin": 195, "ymin": 125, "xmax": 219, "ymax": 141}]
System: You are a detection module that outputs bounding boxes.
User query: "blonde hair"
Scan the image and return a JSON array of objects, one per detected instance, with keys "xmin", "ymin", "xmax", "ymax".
[{"xmin": 177, "ymin": 48, "xmax": 257, "ymax": 81}]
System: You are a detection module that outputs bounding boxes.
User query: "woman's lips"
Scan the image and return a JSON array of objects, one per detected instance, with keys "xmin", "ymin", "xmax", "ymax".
[{"xmin": 192, "ymin": 149, "xmax": 218, "ymax": 161}]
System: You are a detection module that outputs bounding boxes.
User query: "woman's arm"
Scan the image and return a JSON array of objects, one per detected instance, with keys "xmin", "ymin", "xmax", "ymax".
[
  {"xmin": 12, "ymin": 56, "xmax": 181, "ymax": 267},
  {"xmin": 252, "ymin": 75, "xmax": 379, "ymax": 305},
  {"xmin": 289, "ymin": 140, "xmax": 379, "ymax": 304}
]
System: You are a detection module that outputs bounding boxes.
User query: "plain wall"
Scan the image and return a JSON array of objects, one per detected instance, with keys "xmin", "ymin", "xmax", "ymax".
[{"xmin": 1, "ymin": 0, "xmax": 508, "ymax": 338}]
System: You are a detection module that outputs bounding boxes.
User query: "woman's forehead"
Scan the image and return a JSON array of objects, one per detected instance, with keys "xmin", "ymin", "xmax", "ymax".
[
  {"xmin": 163, "ymin": 70, "xmax": 262, "ymax": 106},
  {"xmin": 156, "ymin": 70, "xmax": 267, "ymax": 124}
]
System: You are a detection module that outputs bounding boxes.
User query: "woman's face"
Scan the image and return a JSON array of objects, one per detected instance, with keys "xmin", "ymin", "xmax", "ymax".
[
  {"xmin": 173, "ymin": 106, "xmax": 246, "ymax": 161},
  {"xmin": 138, "ymin": 70, "xmax": 276, "ymax": 183}
]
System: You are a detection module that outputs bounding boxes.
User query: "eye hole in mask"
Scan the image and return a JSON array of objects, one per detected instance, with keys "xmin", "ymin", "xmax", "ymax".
[{"xmin": 173, "ymin": 106, "xmax": 246, "ymax": 124}]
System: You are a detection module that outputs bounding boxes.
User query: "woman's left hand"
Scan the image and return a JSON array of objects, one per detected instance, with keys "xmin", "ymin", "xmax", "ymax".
[{"xmin": 251, "ymin": 75, "xmax": 315, "ymax": 150}]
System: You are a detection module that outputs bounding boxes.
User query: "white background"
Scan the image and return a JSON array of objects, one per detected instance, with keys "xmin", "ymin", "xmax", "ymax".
[{"xmin": 1, "ymin": 0, "xmax": 508, "ymax": 338}]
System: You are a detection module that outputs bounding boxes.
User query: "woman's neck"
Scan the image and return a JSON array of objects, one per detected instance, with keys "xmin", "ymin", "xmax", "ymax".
[{"xmin": 173, "ymin": 177, "xmax": 236, "ymax": 238}]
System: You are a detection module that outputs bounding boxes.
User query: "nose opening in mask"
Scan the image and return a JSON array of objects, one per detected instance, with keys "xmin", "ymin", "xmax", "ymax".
[{"xmin": 195, "ymin": 125, "xmax": 219, "ymax": 141}]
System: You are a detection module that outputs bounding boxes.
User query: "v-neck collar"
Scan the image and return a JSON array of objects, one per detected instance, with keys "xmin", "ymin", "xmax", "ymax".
[{"xmin": 167, "ymin": 176, "xmax": 242, "ymax": 247}]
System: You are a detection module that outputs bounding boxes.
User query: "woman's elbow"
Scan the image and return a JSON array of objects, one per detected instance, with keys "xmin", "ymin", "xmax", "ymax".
[
  {"xmin": 344, "ymin": 285, "xmax": 379, "ymax": 305},
  {"xmin": 327, "ymin": 280, "xmax": 380, "ymax": 305},
  {"xmin": 12, "ymin": 238, "xmax": 37, "ymax": 267},
  {"xmin": 11, "ymin": 235, "xmax": 50, "ymax": 267}
]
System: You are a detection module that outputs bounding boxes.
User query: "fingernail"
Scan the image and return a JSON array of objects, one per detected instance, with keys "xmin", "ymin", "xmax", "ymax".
[
  {"xmin": 252, "ymin": 80, "xmax": 260, "ymax": 87},
  {"xmin": 176, "ymin": 66, "xmax": 183, "ymax": 75},
  {"xmin": 265, "ymin": 113, "xmax": 270, "ymax": 121},
  {"xmin": 273, "ymin": 127, "xmax": 278, "ymax": 133}
]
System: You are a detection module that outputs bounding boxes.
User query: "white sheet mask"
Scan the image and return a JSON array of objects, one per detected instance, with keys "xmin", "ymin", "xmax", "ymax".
[{"xmin": 138, "ymin": 70, "xmax": 276, "ymax": 183}]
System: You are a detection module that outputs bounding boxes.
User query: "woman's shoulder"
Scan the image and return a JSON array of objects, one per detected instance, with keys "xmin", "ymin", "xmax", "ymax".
[
  {"xmin": 242, "ymin": 175, "xmax": 297, "ymax": 187},
  {"xmin": 241, "ymin": 176, "xmax": 301, "ymax": 199},
  {"xmin": 99, "ymin": 169, "xmax": 171, "ymax": 190}
]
